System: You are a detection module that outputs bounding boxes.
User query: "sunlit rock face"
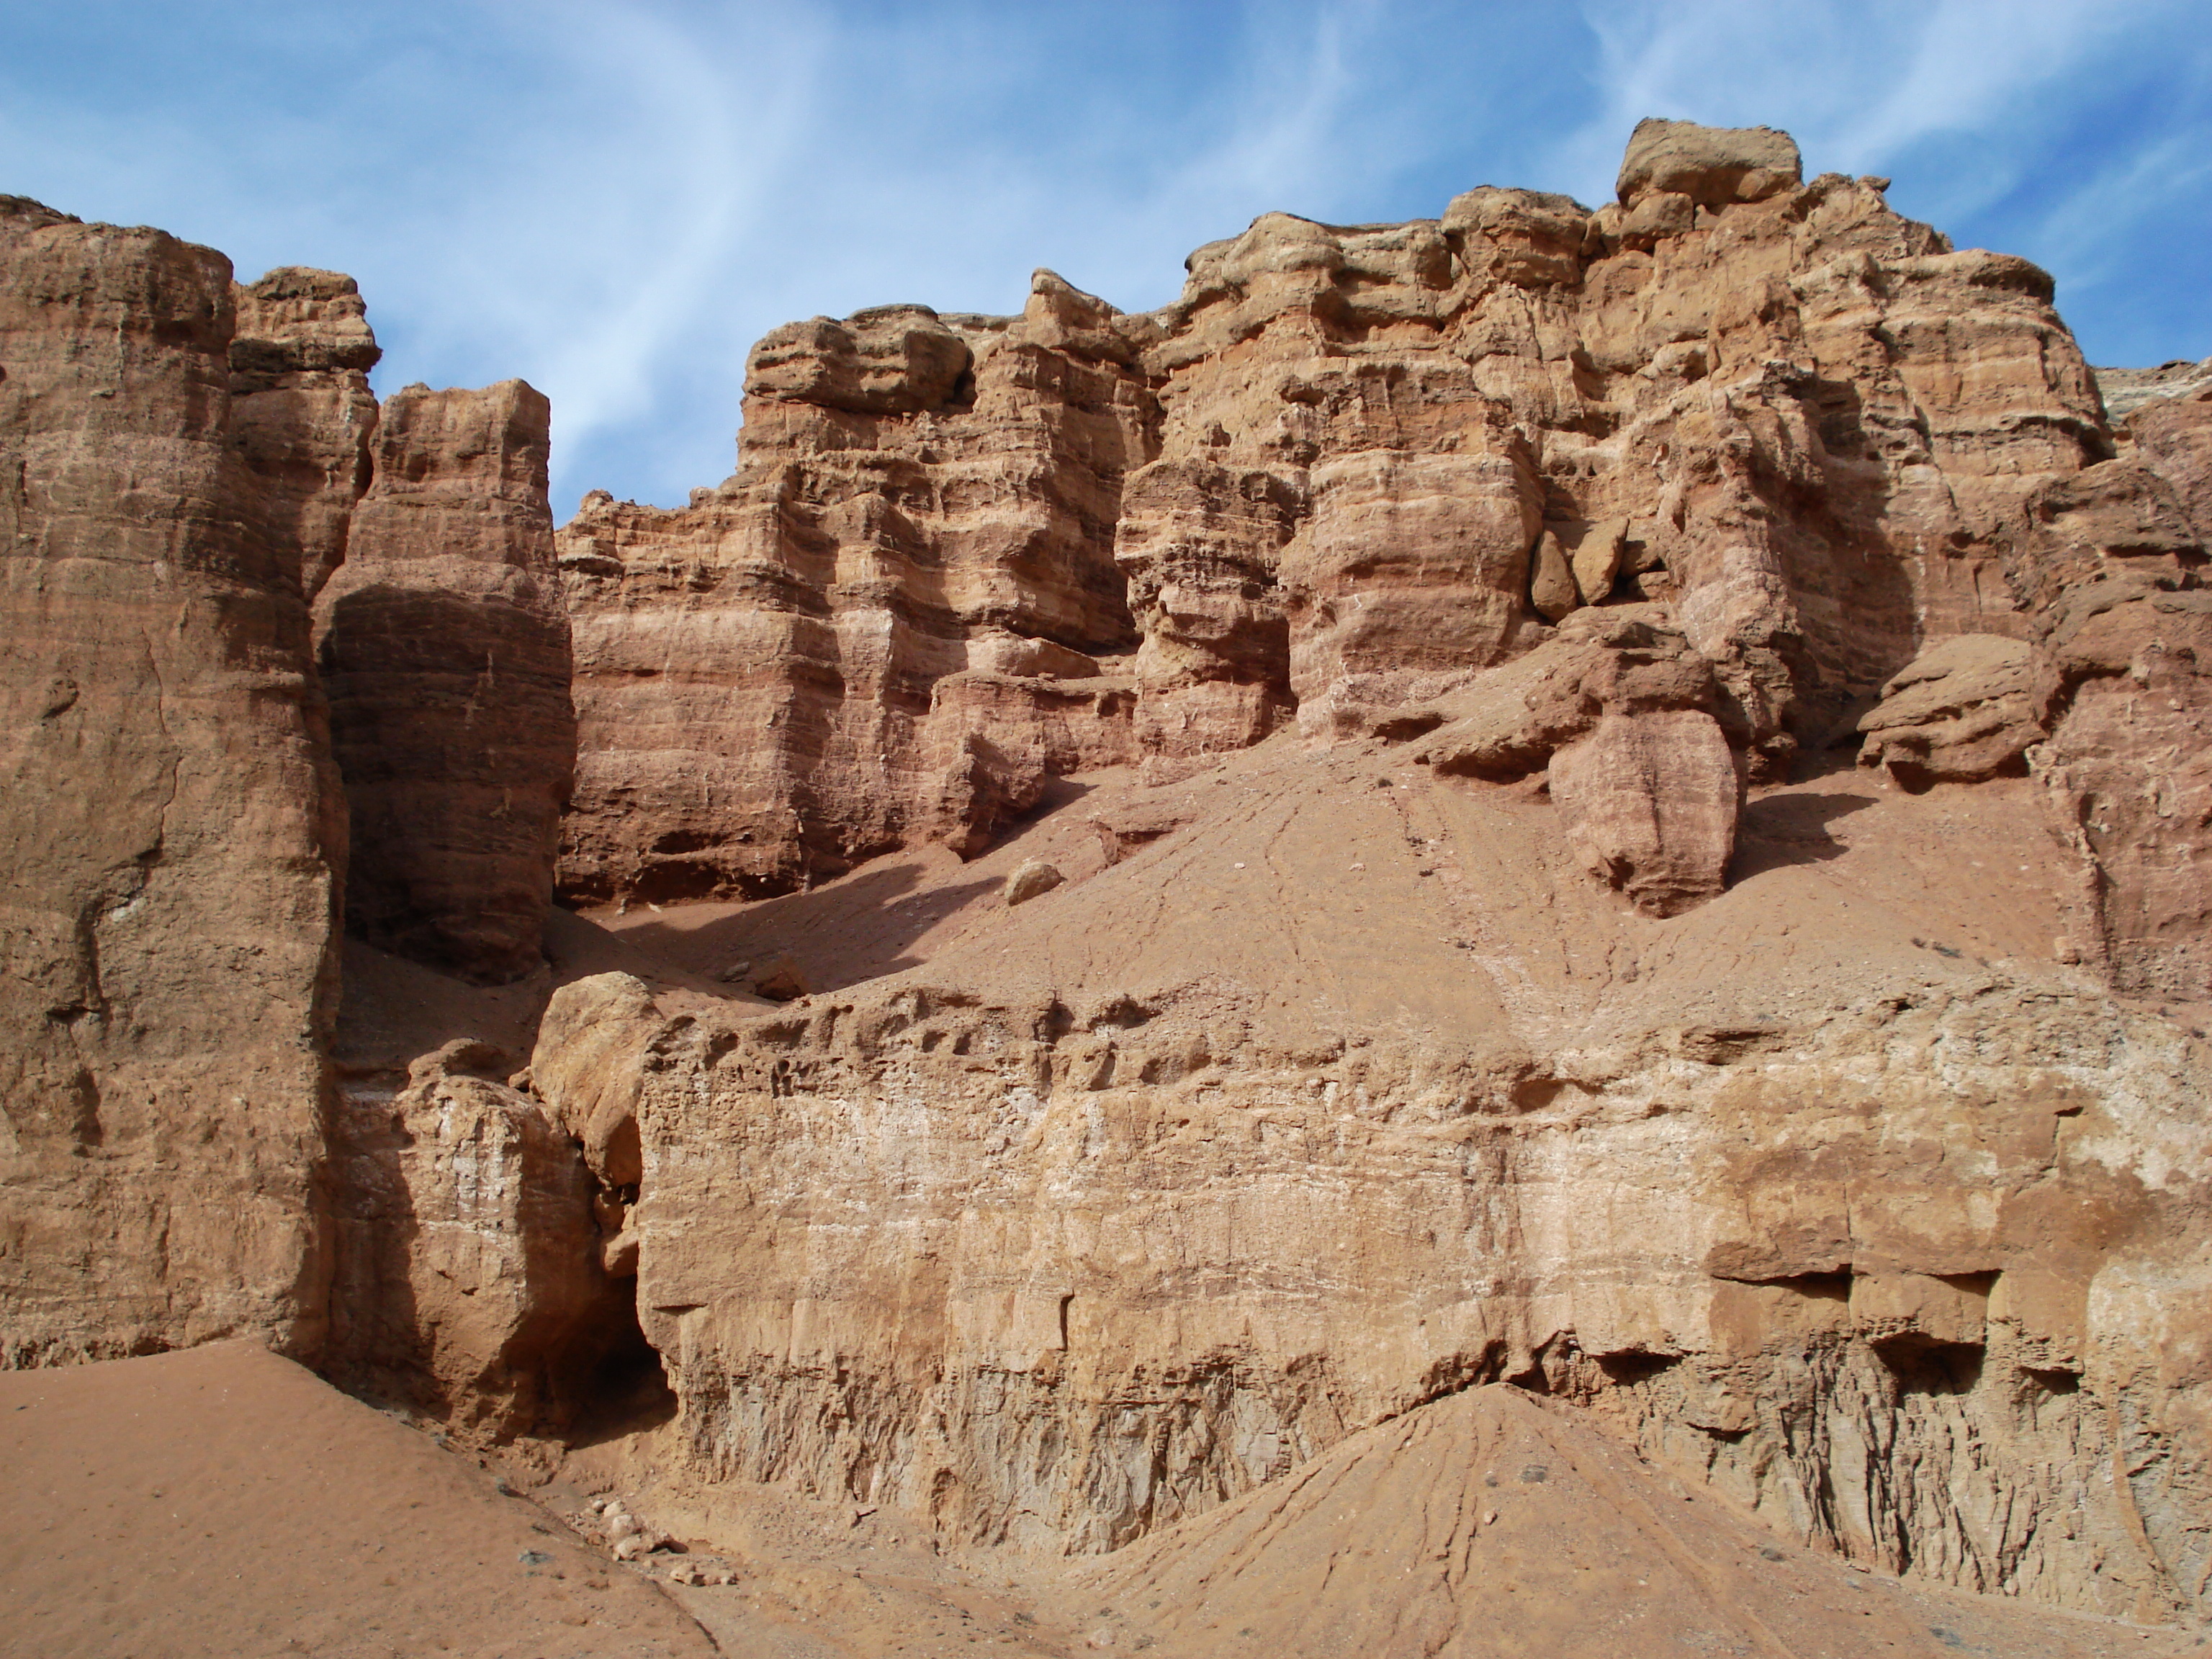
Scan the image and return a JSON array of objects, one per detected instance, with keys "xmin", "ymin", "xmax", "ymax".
[
  {"xmin": 0, "ymin": 198, "xmax": 345, "ymax": 1364},
  {"xmin": 9, "ymin": 115, "xmax": 2212, "ymax": 1639},
  {"xmin": 514, "ymin": 122, "xmax": 2212, "ymax": 1624}
]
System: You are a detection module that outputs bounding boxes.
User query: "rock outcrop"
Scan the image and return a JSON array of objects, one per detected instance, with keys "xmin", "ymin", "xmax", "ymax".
[
  {"xmin": 1856, "ymin": 632, "xmax": 2044, "ymax": 786},
  {"xmin": 1, "ymin": 197, "xmax": 581, "ymax": 1391},
  {"xmin": 559, "ymin": 120, "xmax": 2128, "ymax": 922},
  {"xmin": 230, "ymin": 266, "xmax": 380, "ymax": 601},
  {"xmin": 318, "ymin": 379, "xmax": 574, "ymax": 984},
  {"xmin": 555, "ymin": 279, "xmax": 1151, "ymax": 904},
  {"xmin": 8, "ymin": 116, "xmax": 2212, "ymax": 1645},
  {"xmin": 526, "ymin": 740, "xmax": 2211, "ymax": 1620},
  {"xmin": 0, "ymin": 197, "xmax": 344, "ymax": 1363},
  {"xmin": 322, "ymin": 1038, "xmax": 629, "ymax": 1434}
]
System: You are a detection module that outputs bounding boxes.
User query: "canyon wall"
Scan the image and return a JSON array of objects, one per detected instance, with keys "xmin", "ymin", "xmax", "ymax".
[
  {"xmin": 518, "ymin": 117, "xmax": 2212, "ymax": 1621},
  {"xmin": 0, "ymin": 197, "xmax": 586, "ymax": 1390},
  {"xmin": 557, "ymin": 118, "xmax": 2165, "ymax": 907},
  {"xmin": 0, "ymin": 199, "xmax": 346, "ymax": 1363},
  {"xmin": 5, "ymin": 114, "xmax": 2212, "ymax": 1633}
]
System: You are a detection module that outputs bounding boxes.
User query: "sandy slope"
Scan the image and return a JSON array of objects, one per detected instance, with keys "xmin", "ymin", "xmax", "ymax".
[
  {"xmin": 0, "ymin": 1343, "xmax": 714, "ymax": 1659},
  {"xmin": 1077, "ymin": 1383, "xmax": 2189, "ymax": 1658}
]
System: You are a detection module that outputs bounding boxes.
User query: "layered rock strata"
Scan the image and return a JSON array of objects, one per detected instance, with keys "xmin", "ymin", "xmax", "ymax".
[
  {"xmin": 1, "ymin": 196, "xmax": 585, "ymax": 1397},
  {"xmin": 557, "ymin": 279, "xmax": 1153, "ymax": 903},
  {"xmin": 0, "ymin": 197, "xmax": 345, "ymax": 1362},
  {"xmin": 318, "ymin": 379, "xmax": 574, "ymax": 984},
  {"xmin": 503, "ymin": 120, "xmax": 2212, "ymax": 1626},
  {"xmin": 528, "ymin": 742, "xmax": 2211, "ymax": 1621},
  {"xmin": 557, "ymin": 117, "xmax": 2163, "ymax": 926}
]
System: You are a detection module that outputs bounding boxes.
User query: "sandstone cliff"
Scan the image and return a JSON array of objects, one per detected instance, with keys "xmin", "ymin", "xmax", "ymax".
[
  {"xmin": 0, "ymin": 197, "xmax": 346, "ymax": 1364},
  {"xmin": 514, "ymin": 118, "xmax": 2212, "ymax": 1624},
  {"xmin": 6, "ymin": 115, "xmax": 2212, "ymax": 1647},
  {"xmin": 0, "ymin": 196, "xmax": 579, "ymax": 1383},
  {"xmin": 318, "ymin": 379, "xmax": 575, "ymax": 985},
  {"xmin": 557, "ymin": 284, "xmax": 1151, "ymax": 903}
]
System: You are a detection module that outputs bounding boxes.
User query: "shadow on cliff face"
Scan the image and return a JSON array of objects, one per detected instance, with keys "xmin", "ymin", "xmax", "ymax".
[
  {"xmin": 1729, "ymin": 788, "xmax": 1880, "ymax": 880},
  {"xmin": 609, "ymin": 861, "xmax": 1005, "ymax": 994},
  {"xmin": 561, "ymin": 1276, "xmax": 677, "ymax": 1449}
]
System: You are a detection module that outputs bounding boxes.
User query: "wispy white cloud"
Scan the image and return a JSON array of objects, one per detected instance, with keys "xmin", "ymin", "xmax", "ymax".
[
  {"xmin": 1554, "ymin": 0, "xmax": 2176, "ymax": 204},
  {"xmin": 2, "ymin": 0, "xmax": 2204, "ymax": 500}
]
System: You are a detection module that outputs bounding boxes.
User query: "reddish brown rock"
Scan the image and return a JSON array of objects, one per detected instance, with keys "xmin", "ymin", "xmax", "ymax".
[
  {"xmin": 323, "ymin": 1038, "xmax": 627, "ymax": 1434},
  {"xmin": 317, "ymin": 379, "xmax": 574, "ymax": 984},
  {"xmin": 1615, "ymin": 117, "xmax": 1803, "ymax": 208},
  {"xmin": 1856, "ymin": 633, "xmax": 2045, "ymax": 786},
  {"xmin": 556, "ymin": 275, "xmax": 1152, "ymax": 902},
  {"xmin": 2128, "ymin": 379, "xmax": 2212, "ymax": 537},
  {"xmin": 1548, "ymin": 708, "xmax": 1740, "ymax": 915},
  {"xmin": 0, "ymin": 197, "xmax": 344, "ymax": 1362},
  {"xmin": 230, "ymin": 266, "xmax": 380, "ymax": 600},
  {"xmin": 1409, "ymin": 608, "xmax": 1716, "ymax": 781},
  {"xmin": 554, "ymin": 121, "xmax": 2118, "ymax": 877},
  {"xmin": 2038, "ymin": 577, "xmax": 2212, "ymax": 996}
]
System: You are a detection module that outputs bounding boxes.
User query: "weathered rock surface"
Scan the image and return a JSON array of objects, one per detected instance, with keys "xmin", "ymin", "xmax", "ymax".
[
  {"xmin": 11, "ymin": 118, "xmax": 2212, "ymax": 1649},
  {"xmin": 0, "ymin": 197, "xmax": 344, "ymax": 1364},
  {"xmin": 1615, "ymin": 116, "xmax": 1804, "ymax": 209},
  {"xmin": 534, "ymin": 739, "xmax": 2212, "ymax": 1622},
  {"xmin": 323, "ymin": 1038, "xmax": 627, "ymax": 1434},
  {"xmin": 318, "ymin": 379, "xmax": 574, "ymax": 984},
  {"xmin": 2038, "ymin": 575, "xmax": 2212, "ymax": 996},
  {"xmin": 230, "ymin": 266, "xmax": 380, "ymax": 600},
  {"xmin": 1079, "ymin": 1382, "xmax": 2173, "ymax": 1659},
  {"xmin": 1549, "ymin": 709, "xmax": 1739, "ymax": 914},
  {"xmin": 2126, "ymin": 373, "xmax": 2212, "ymax": 536},
  {"xmin": 556, "ymin": 276, "xmax": 1152, "ymax": 904},
  {"xmin": 1856, "ymin": 632, "xmax": 2045, "ymax": 786},
  {"xmin": 2099, "ymin": 354, "xmax": 2212, "ymax": 423},
  {"xmin": 562, "ymin": 120, "xmax": 2134, "ymax": 914}
]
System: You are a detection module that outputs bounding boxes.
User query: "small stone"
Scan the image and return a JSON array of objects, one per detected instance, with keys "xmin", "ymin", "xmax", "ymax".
[
  {"xmin": 750, "ymin": 951, "xmax": 809, "ymax": 1002},
  {"xmin": 1531, "ymin": 530, "xmax": 1580, "ymax": 621},
  {"xmin": 611, "ymin": 1534, "xmax": 647, "ymax": 1562},
  {"xmin": 518, "ymin": 1549, "xmax": 554, "ymax": 1568},
  {"xmin": 1005, "ymin": 860, "xmax": 1065, "ymax": 906}
]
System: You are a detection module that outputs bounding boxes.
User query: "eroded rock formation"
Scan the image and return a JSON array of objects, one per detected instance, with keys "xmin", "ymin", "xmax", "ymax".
[
  {"xmin": 7, "ymin": 114, "xmax": 2212, "ymax": 1645},
  {"xmin": 318, "ymin": 379, "xmax": 575, "ymax": 984},
  {"xmin": 0, "ymin": 198, "xmax": 345, "ymax": 1364},
  {"xmin": 556, "ymin": 281, "xmax": 1151, "ymax": 903},
  {"xmin": 1, "ymin": 195, "xmax": 580, "ymax": 1391}
]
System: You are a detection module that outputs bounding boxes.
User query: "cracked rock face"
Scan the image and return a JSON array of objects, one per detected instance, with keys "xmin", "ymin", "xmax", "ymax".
[
  {"xmin": 0, "ymin": 198, "xmax": 345, "ymax": 1364},
  {"xmin": 8, "ymin": 117, "xmax": 2212, "ymax": 1645}
]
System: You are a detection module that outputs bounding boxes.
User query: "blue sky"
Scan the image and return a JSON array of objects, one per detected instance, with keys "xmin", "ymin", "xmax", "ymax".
[{"xmin": 4, "ymin": 1, "xmax": 2208, "ymax": 512}]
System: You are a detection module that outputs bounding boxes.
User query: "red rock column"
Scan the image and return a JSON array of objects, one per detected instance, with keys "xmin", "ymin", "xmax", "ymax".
[
  {"xmin": 316, "ymin": 381, "xmax": 575, "ymax": 984},
  {"xmin": 229, "ymin": 266, "xmax": 381, "ymax": 601},
  {"xmin": 0, "ymin": 197, "xmax": 344, "ymax": 1362}
]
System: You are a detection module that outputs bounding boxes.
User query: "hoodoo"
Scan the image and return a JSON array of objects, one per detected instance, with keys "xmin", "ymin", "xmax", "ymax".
[{"xmin": 4, "ymin": 117, "xmax": 2212, "ymax": 1654}]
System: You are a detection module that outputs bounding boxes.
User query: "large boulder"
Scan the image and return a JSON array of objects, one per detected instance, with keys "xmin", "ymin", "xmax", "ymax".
[
  {"xmin": 1548, "ymin": 708, "xmax": 1740, "ymax": 916},
  {"xmin": 1857, "ymin": 634, "xmax": 2046, "ymax": 787},
  {"xmin": 1615, "ymin": 118, "xmax": 1803, "ymax": 207}
]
